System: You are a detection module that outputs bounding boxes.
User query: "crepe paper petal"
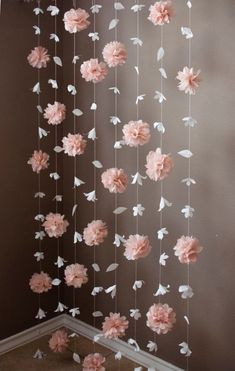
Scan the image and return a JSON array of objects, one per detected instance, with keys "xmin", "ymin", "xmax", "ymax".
[
  {"xmin": 159, "ymin": 67, "xmax": 167, "ymax": 79},
  {"xmin": 179, "ymin": 285, "xmax": 194, "ymax": 299},
  {"xmin": 92, "ymin": 263, "xmax": 100, "ymax": 272},
  {"xmin": 110, "ymin": 116, "xmax": 121, "ymax": 125},
  {"xmin": 187, "ymin": 1, "xmax": 192, "ymax": 9},
  {"xmin": 34, "ymin": 214, "xmax": 44, "ymax": 222},
  {"xmin": 109, "ymin": 86, "xmax": 120, "ymax": 94},
  {"xmin": 74, "ymin": 177, "xmax": 85, "ymax": 187},
  {"xmin": 92, "ymin": 160, "xmax": 103, "ymax": 168},
  {"xmin": 33, "ymin": 349, "xmax": 44, "ymax": 359},
  {"xmin": 114, "ymin": 140, "xmax": 125, "ymax": 149},
  {"xmin": 113, "ymin": 234, "xmax": 126, "ymax": 247},
  {"xmin": 94, "ymin": 334, "xmax": 103, "ymax": 342},
  {"xmin": 109, "ymin": 18, "xmax": 119, "ymax": 30},
  {"xmin": 157, "ymin": 227, "xmax": 168, "ymax": 240},
  {"xmin": 47, "ymin": 5, "xmax": 59, "ymax": 16},
  {"xmin": 131, "ymin": 4, "xmax": 145, "ymax": 12},
  {"xmin": 113, "ymin": 207, "xmax": 127, "ymax": 215},
  {"xmin": 133, "ymin": 280, "xmax": 144, "ymax": 291},
  {"xmin": 158, "ymin": 197, "xmax": 172, "ymax": 211},
  {"xmin": 54, "ymin": 302, "xmax": 68, "ymax": 313},
  {"xmin": 92, "ymin": 311, "xmax": 103, "ymax": 317},
  {"xmin": 90, "ymin": 102, "xmax": 97, "ymax": 110},
  {"xmin": 114, "ymin": 2, "xmax": 125, "ymax": 10},
  {"xmin": 88, "ymin": 128, "xmax": 97, "ymax": 141},
  {"xmin": 157, "ymin": 47, "xmax": 164, "ymax": 61},
  {"xmin": 37, "ymin": 105, "xmax": 43, "ymax": 113},
  {"xmin": 48, "ymin": 79, "xmax": 58, "ymax": 89},
  {"xmin": 72, "ymin": 204, "xmax": 78, "ymax": 216},
  {"xmin": 50, "ymin": 172, "xmax": 60, "ymax": 180},
  {"xmin": 90, "ymin": 4, "xmax": 102, "ymax": 13},
  {"xmin": 147, "ymin": 341, "xmax": 158, "ymax": 353},
  {"xmin": 159, "ymin": 252, "xmax": 169, "ymax": 266},
  {"xmin": 72, "ymin": 56, "xmax": 80, "ymax": 64},
  {"xmin": 178, "ymin": 149, "xmax": 193, "ymax": 158},
  {"xmin": 84, "ymin": 190, "xmax": 97, "ymax": 202},
  {"xmin": 32, "ymin": 82, "xmax": 41, "ymax": 94},
  {"xmin": 69, "ymin": 307, "xmax": 80, "ymax": 317},
  {"xmin": 33, "ymin": 26, "xmax": 41, "ymax": 35},
  {"xmin": 35, "ymin": 308, "xmax": 46, "ymax": 320},
  {"xmin": 91, "ymin": 287, "xmax": 104, "ymax": 296},
  {"xmin": 181, "ymin": 205, "xmax": 195, "ymax": 218},
  {"xmin": 34, "ymin": 192, "xmax": 46, "ymax": 198},
  {"xmin": 50, "ymin": 33, "xmax": 59, "ymax": 42},
  {"xmin": 88, "ymin": 32, "xmax": 100, "ymax": 41},
  {"xmin": 179, "ymin": 342, "xmax": 192, "ymax": 357},
  {"xmin": 136, "ymin": 94, "xmax": 146, "ymax": 104},
  {"xmin": 53, "ymin": 195, "xmax": 63, "ymax": 202},
  {"xmin": 105, "ymin": 285, "xmax": 117, "ymax": 299},
  {"xmin": 153, "ymin": 121, "xmax": 165, "ymax": 133},
  {"xmin": 53, "ymin": 56, "xmax": 62, "ymax": 67},
  {"xmin": 154, "ymin": 284, "xmax": 170, "ymax": 296},
  {"xmin": 34, "ymin": 252, "xmax": 44, "ymax": 262},
  {"xmin": 52, "ymin": 278, "xmax": 61, "ymax": 286},
  {"xmin": 55, "ymin": 256, "xmax": 67, "ymax": 268},
  {"xmin": 130, "ymin": 309, "xmax": 141, "ymax": 320},
  {"xmin": 181, "ymin": 27, "xmax": 193, "ymax": 39},
  {"xmin": 35, "ymin": 231, "xmax": 46, "ymax": 240},
  {"xmin": 54, "ymin": 146, "xmax": 63, "ymax": 153},
  {"xmin": 130, "ymin": 38, "xmax": 143, "ymax": 46},
  {"xmin": 128, "ymin": 338, "xmax": 140, "ymax": 352},
  {"xmin": 133, "ymin": 204, "xmax": 145, "ymax": 216},
  {"xmin": 38, "ymin": 127, "xmax": 49, "ymax": 139},
  {"xmin": 184, "ymin": 316, "xmax": 190, "ymax": 325},
  {"xmin": 106, "ymin": 263, "xmax": 119, "ymax": 272},
  {"xmin": 154, "ymin": 90, "xmax": 166, "ymax": 103},
  {"xmin": 33, "ymin": 7, "xmax": 44, "ymax": 15},
  {"xmin": 67, "ymin": 84, "xmax": 77, "ymax": 95},
  {"xmin": 182, "ymin": 116, "xmax": 197, "ymax": 127},
  {"xmin": 181, "ymin": 177, "xmax": 196, "ymax": 186},
  {"xmin": 115, "ymin": 351, "xmax": 122, "ymax": 360},
  {"xmin": 72, "ymin": 108, "xmax": 83, "ymax": 116},
  {"xmin": 74, "ymin": 232, "xmax": 82, "ymax": 244},
  {"xmin": 131, "ymin": 172, "xmax": 147, "ymax": 186}
]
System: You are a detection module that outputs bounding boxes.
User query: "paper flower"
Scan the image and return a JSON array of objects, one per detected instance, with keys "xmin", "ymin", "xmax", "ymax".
[
  {"xmin": 122, "ymin": 120, "xmax": 150, "ymax": 147},
  {"xmin": 101, "ymin": 168, "xmax": 128, "ymax": 193},
  {"xmin": 83, "ymin": 220, "xmax": 108, "ymax": 246},
  {"xmin": 63, "ymin": 8, "xmax": 90, "ymax": 33},
  {"xmin": 64, "ymin": 263, "xmax": 88, "ymax": 288},
  {"xmin": 80, "ymin": 59, "xmax": 108, "ymax": 83},
  {"xmin": 124, "ymin": 235, "xmax": 152, "ymax": 260},
  {"xmin": 29, "ymin": 271, "xmax": 52, "ymax": 294},
  {"xmin": 27, "ymin": 46, "xmax": 50, "ymax": 68},
  {"xmin": 49, "ymin": 329, "xmax": 69, "ymax": 353},
  {"xmin": 102, "ymin": 312, "xmax": 129, "ymax": 339},
  {"xmin": 176, "ymin": 67, "xmax": 201, "ymax": 95},
  {"xmin": 102, "ymin": 41, "xmax": 127, "ymax": 68},
  {"xmin": 146, "ymin": 148, "xmax": 173, "ymax": 181},
  {"xmin": 174, "ymin": 236, "xmax": 203, "ymax": 264},
  {"xmin": 44, "ymin": 102, "xmax": 66, "ymax": 125},
  {"xmin": 28, "ymin": 150, "xmax": 49, "ymax": 174},
  {"xmin": 146, "ymin": 303, "xmax": 176, "ymax": 335},
  {"xmin": 43, "ymin": 213, "xmax": 69, "ymax": 238},
  {"xmin": 148, "ymin": 1, "xmax": 173, "ymax": 26},
  {"xmin": 62, "ymin": 133, "xmax": 87, "ymax": 156},
  {"xmin": 82, "ymin": 353, "xmax": 106, "ymax": 371}
]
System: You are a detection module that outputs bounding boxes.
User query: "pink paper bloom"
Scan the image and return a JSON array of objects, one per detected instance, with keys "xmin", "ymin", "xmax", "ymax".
[
  {"xmin": 83, "ymin": 220, "xmax": 108, "ymax": 246},
  {"xmin": 62, "ymin": 133, "xmax": 87, "ymax": 157},
  {"xmin": 27, "ymin": 46, "xmax": 50, "ymax": 69},
  {"xmin": 80, "ymin": 59, "xmax": 108, "ymax": 83},
  {"xmin": 63, "ymin": 8, "xmax": 90, "ymax": 33},
  {"xmin": 82, "ymin": 353, "xmax": 106, "ymax": 371},
  {"xmin": 44, "ymin": 102, "xmax": 66, "ymax": 125},
  {"xmin": 27, "ymin": 150, "xmax": 49, "ymax": 174},
  {"xmin": 146, "ymin": 148, "xmax": 173, "ymax": 181},
  {"xmin": 64, "ymin": 263, "xmax": 88, "ymax": 288},
  {"xmin": 174, "ymin": 235, "xmax": 203, "ymax": 264},
  {"xmin": 102, "ymin": 41, "xmax": 127, "ymax": 68},
  {"xmin": 101, "ymin": 168, "xmax": 128, "ymax": 194},
  {"xmin": 148, "ymin": 1, "xmax": 174, "ymax": 26},
  {"xmin": 43, "ymin": 213, "xmax": 69, "ymax": 238},
  {"xmin": 176, "ymin": 67, "xmax": 201, "ymax": 95},
  {"xmin": 29, "ymin": 271, "xmax": 52, "ymax": 294},
  {"xmin": 124, "ymin": 234, "xmax": 152, "ymax": 261},
  {"xmin": 102, "ymin": 313, "xmax": 129, "ymax": 339},
  {"xmin": 146, "ymin": 303, "xmax": 176, "ymax": 335},
  {"xmin": 49, "ymin": 329, "xmax": 69, "ymax": 353},
  {"xmin": 123, "ymin": 120, "xmax": 151, "ymax": 147}
]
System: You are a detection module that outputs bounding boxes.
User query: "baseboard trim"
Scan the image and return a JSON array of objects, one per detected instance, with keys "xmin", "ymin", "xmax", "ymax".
[{"xmin": 0, "ymin": 314, "xmax": 183, "ymax": 371}]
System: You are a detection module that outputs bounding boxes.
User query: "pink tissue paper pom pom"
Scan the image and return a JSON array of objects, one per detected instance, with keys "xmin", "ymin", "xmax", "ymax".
[
  {"xmin": 83, "ymin": 220, "xmax": 108, "ymax": 246},
  {"xmin": 82, "ymin": 353, "xmax": 106, "ymax": 371},
  {"xmin": 174, "ymin": 235, "xmax": 203, "ymax": 264},
  {"xmin": 29, "ymin": 271, "xmax": 52, "ymax": 294},
  {"xmin": 80, "ymin": 59, "xmax": 108, "ymax": 83},
  {"xmin": 145, "ymin": 147, "xmax": 173, "ymax": 181},
  {"xmin": 102, "ymin": 41, "xmax": 127, "ymax": 68},
  {"xmin": 62, "ymin": 133, "xmax": 87, "ymax": 157},
  {"xmin": 148, "ymin": 1, "xmax": 174, "ymax": 26},
  {"xmin": 43, "ymin": 213, "xmax": 69, "ymax": 238},
  {"xmin": 27, "ymin": 46, "xmax": 50, "ymax": 69},
  {"xmin": 44, "ymin": 102, "xmax": 66, "ymax": 125},
  {"xmin": 123, "ymin": 120, "xmax": 151, "ymax": 147},
  {"xmin": 63, "ymin": 8, "xmax": 90, "ymax": 33},
  {"xmin": 146, "ymin": 303, "xmax": 176, "ymax": 335},
  {"xmin": 124, "ymin": 234, "xmax": 152, "ymax": 261},
  {"xmin": 27, "ymin": 150, "xmax": 49, "ymax": 174},
  {"xmin": 64, "ymin": 263, "xmax": 88, "ymax": 288},
  {"xmin": 101, "ymin": 168, "xmax": 128, "ymax": 194},
  {"xmin": 102, "ymin": 312, "xmax": 129, "ymax": 339},
  {"xmin": 176, "ymin": 66, "xmax": 201, "ymax": 95},
  {"xmin": 49, "ymin": 329, "xmax": 69, "ymax": 353}
]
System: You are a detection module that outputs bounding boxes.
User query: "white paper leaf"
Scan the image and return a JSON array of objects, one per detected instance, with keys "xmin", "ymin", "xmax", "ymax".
[
  {"xmin": 158, "ymin": 197, "xmax": 172, "ymax": 211},
  {"xmin": 53, "ymin": 56, "xmax": 62, "ymax": 66},
  {"xmin": 92, "ymin": 286, "xmax": 104, "ymax": 296},
  {"xmin": 50, "ymin": 172, "xmax": 60, "ymax": 180},
  {"xmin": 33, "ymin": 7, "xmax": 44, "ymax": 15},
  {"xmin": 88, "ymin": 32, "xmax": 99, "ymax": 41},
  {"xmin": 159, "ymin": 252, "xmax": 169, "ymax": 266},
  {"xmin": 88, "ymin": 128, "xmax": 97, "ymax": 141},
  {"xmin": 94, "ymin": 334, "xmax": 103, "ymax": 342},
  {"xmin": 33, "ymin": 25, "xmax": 40, "ymax": 35},
  {"xmin": 184, "ymin": 316, "xmax": 190, "ymax": 325},
  {"xmin": 128, "ymin": 338, "xmax": 140, "ymax": 352},
  {"xmin": 131, "ymin": 4, "xmax": 145, "ymax": 12},
  {"xmin": 134, "ymin": 368, "xmax": 143, "ymax": 371},
  {"xmin": 133, "ymin": 280, "xmax": 144, "ymax": 291},
  {"xmin": 110, "ymin": 116, "xmax": 121, "ymax": 125},
  {"xmin": 135, "ymin": 66, "xmax": 139, "ymax": 75},
  {"xmin": 72, "ymin": 204, "xmax": 78, "ymax": 216},
  {"xmin": 35, "ymin": 231, "xmax": 46, "ymax": 240},
  {"xmin": 74, "ymin": 232, "xmax": 82, "ymax": 244},
  {"xmin": 181, "ymin": 205, "xmax": 195, "ymax": 218},
  {"xmin": 187, "ymin": 1, "xmax": 192, "ymax": 9},
  {"xmin": 35, "ymin": 308, "xmax": 46, "ymax": 320},
  {"xmin": 34, "ymin": 192, "xmax": 45, "ymax": 198},
  {"xmin": 181, "ymin": 177, "xmax": 196, "ymax": 186},
  {"xmin": 133, "ymin": 204, "xmax": 145, "ymax": 216},
  {"xmin": 92, "ymin": 160, "xmax": 103, "ymax": 168},
  {"xmin": 106, "ymin": 263, "xmax": 119, "ymax": 272},
  {"xmin": 159, "ymin": 67, "xmax": 167, "ymax": 79},
  {"xmin": 154, "ymin": 283, "xmax": 170, "ymax": 296},
  {"xmin": 34, "ymin": 252, "xmax": 44, "ymax": 262},
  {"xmin": 178, "ymin": 149, "xmax": 193, "ymax": 158},
  {"xmin": 90, "ymin": 4, "xmax": 102, "ymax": 13},
  {"xmin": 92, "ymin": 311, "xmax": 103, "ymax": 317},
  {"xmin": 113, "ymin": 234, "xmax": 126, "ymax": 247},
  {"xmin": 181, "ymin": 26, "xmax": 193, "ymax": 39},
  {"xmin": 114, "ymin": 140, "xmax": 125, "ymax": 149},
  {"xmin": 154, "ymin": 90, "xmax": 166, "ymax": 103},
  {"xmin": 84, "ymin": 190, "xmax": 97, "ymax": 202},
  {"xmin": 54, "ymin": 302, "xmax": 68, "ymax": 313},
  {"xmin": 92, "ymin": 263, "xmax": 100, "ymax": 272},
  {"xmin": 48, "ymin": 79, "xmax": 58, "ymax": 89},
  {"xmin": 69, "ymin": 332, "xmax": 79, "ymax": 338},
  {"xmin": 72, "ymin": 56, "xmax": 79, "ymax": 64},
  {"xmin": 90, "ymin": 102, "xmax": 97, "ymax": 110},
  {"xmin": 55, "ymin": 256, "xmax": 67, "ymax": 268},
  {"xmin": 73, "ymin": 108, "xmax": 83, "ymax": 117},
  {"xmin": 153, "ymin": 121, "xmax": 165, "ymax": 134},
  {"xmin": 52, "ymin": 278, "xmax": 61, "ymax": 286},
  {"xmin": 182, "ymin": 116, "xmax": 197, "ymax": 127},
  {"xmin": 130, "ymin": 308, "xmax": 141, "ymax": 320},
  {"xmin": 114, "ymin": 2, "xmax": 124, "ymax": 10},
  {"xmin": 157, "ymin": 227, "xmax": 168, "ymax": 240},
  {"xmin": 73, "ymin": 353, "xmax": 81, "ymax": 364},
  {"xmin": 157, "ymin": 47, "xmax": 165, "ymax": 61},
  {"xmin": 115, "ymin": 351, "xmax": 122, "ymax": 360},
  {"xmin": 47, "ymin": 5, "xmax": 59, "ymax": 16},
  {"xmin": 50, "ymin": 33, "xmax": 59, "ymax": 42},
  {"xmin": 105, "ymin": 285, "xmax": 116, "ymax": 299},
  {"xmin": 179, "ymin": 285, "xmax": 194, "ymax": 299},
  {"xmin": 136, "ymin": 94, "xmax": 146, "ymax": 104},
  {"xmin": 109, "ymin": 18, "xmax": 119, "ymax": 30},
  {"xmin": 179, "ymin": 342, "xmax": 192, "ymax": 357},
  {"xmin": 109, "ymin": 86, "xmax": 120, "ymax": 94},
  {"xmin": 131, "ymin": 38, "xmax": 143, "ymax": 47},
  {"xmin": 53, "ymin": 194, "xmax": 62, "ymax": 202},
  {"xmin": 131, "ymin": 172, "xmax": 146, "ymax": 186},
  {"xmin": 69, "ymin": 307, "xmax": 80, "ymax": 317},
  {"xmin": 34, "ymin": 214, "xmax": 44, "ymax": 222},
  {"xmin": 113, "ymin": 207, "xmax": 127, "ymax": 215},
  {"xmin": 54, "ymin": 146, "xmax": 63, "ymax": 153},
  {"xmin": 37, "ymin": 105, "xmax": 43, "ymax": 113},
  {"xmin": 147, "ymin": 341, "xmax": 158, "ymax": 353},
  {"xmin": 33, "ymin": 349, "xmax": 44, "ymax": 359},
  {"xmin": 38, "ymin": 127, "xmax": 49, "ymax": 139},
  {"xmin": 32, "ymin": 82, "xmax": 40, "ymax": 94},
  {"xmin": 74, "ymin": 177, "xmax": 85, "ymax": 187},
  {"xmin": 68, "ymin": 84, "xmax": 77, "ymax": 95}
]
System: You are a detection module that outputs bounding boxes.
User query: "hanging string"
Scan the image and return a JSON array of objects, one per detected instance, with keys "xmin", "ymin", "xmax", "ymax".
[{"xmin": 114, "ymin": 0, "xmax": 118, "ymax": 316}]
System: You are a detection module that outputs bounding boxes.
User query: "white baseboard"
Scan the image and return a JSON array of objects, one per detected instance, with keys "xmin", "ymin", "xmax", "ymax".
[{"xmin": 0, "ymin": 314, "xmax": 184, "ymax": 371}]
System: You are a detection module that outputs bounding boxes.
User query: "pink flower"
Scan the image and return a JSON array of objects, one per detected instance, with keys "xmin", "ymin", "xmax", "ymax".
[
  {"xmin": 62, "ymin": 133, "xmax": 87, "ymax": 157},
  {"xmin": 64, "ymin": 263, "xmax": 88, "ymax": 288},
  {"xmin": 148, "ymin": 1, "xmax": 174, "ymax": 26},
  {"xmin": 123, "ymin": 120, "xmax": 151, "ymax": 147},
  {"xmin": 124, "ymin": 235, "xmax": 152, "ymax": 261},
  {"xmin": 82, "ymin": 353, "xmax": 106, "ymax": 371},
  {"xmin": 63, "ymin": 8, "xmax": 90, "ymax": 33},
  {"xmin": 102, "ymin": 41, "xmax": 127, "ymax": 68},
  {"xmin": 146, "ymin": 303, "xmax": 176, "ymax": 335},
  {"xmin": 43, "ymin": 213, "xmax": 69, "ymax": 238},
  {"xmin": 146, "ymin": 148, "xmax": 173, "ymax": 181},
  {"xmin": 80, "ymin": 59, "xmax": 108, "ymax": 83},
  {"xmin": 174, "ymin": 235, "xmax": 203, "ymax": 264},
  {"xmin": 27, "ymin": 46, "xmax": 50, "ymax": 69},
  {"xmin": 101, "ymin": 168, "xmax": 128, "ymax": 194},
  {"xmin": 44, "ymin": 102, "xmax": 66, "ymax": 125},
  {"xmin": 29, "ymin": 271, "xmax": 52, "ymax": 294},
  {"xmin": 27, "ymin": 150, "xmax": 49, "ymax": 174},
  {"xmin": 102, "ymin": 313, "xmax": 129, "ymax": 339},
  {"xmin": 83, "ymin": 220, "xmax": 108, "ymax": 246},
  {"xmin": 176, "ymin": 67, "xmax": 201, "ymax": 95},
  {"xmin": 49, "ymin": 329, "xmax": 69, "ymax": 353}
]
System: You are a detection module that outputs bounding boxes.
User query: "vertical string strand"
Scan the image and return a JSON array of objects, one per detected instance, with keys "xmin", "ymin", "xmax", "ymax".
[{"xmin": 114, "ymin": 0, "xmax": 118, "ymax": 316}]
